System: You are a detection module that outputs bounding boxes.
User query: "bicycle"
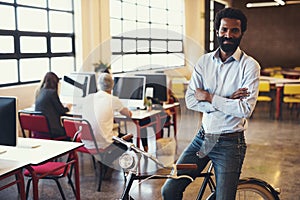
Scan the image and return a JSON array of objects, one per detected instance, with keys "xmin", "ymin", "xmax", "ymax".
[{"xmin": 112, "ymin": 136, "xmax": 281, "ymax": 200}]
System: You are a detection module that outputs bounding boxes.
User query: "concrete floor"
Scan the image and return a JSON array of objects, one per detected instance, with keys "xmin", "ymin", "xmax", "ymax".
[{"xmin": 1, "ymin": 100, "xmax": 299, "ymax": 199}]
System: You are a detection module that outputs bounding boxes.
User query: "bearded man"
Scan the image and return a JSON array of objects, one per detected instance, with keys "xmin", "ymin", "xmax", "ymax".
[{"xmin": 161, "ymin": 7, "xmax": 261, "ymax": 200}]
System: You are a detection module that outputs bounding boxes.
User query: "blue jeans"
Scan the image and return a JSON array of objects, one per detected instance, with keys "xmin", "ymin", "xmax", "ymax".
[{"xmin": 161, "ymin": 129, "xmax": 247, "ymax": 200}]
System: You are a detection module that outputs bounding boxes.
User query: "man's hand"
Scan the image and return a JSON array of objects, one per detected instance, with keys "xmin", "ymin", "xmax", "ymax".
[
  {"xmin": 230, "ymin": 88, "xmax": 250, "ymax": 99},
  {"xmin": 194, "ymin": 88, "xmax": 213, "ymax": 103}
]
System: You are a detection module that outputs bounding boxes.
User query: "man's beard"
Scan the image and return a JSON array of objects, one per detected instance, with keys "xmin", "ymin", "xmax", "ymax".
[{"xmin": 217, "ymin": 36, "xmax": 242, "ymax": 53}]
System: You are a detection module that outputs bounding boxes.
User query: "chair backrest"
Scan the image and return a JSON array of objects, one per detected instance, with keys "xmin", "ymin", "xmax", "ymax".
[
  {"xmin": 61, "ymin": 116, "xmax": 82, "ymax": 142},
  {"xmin": 61, "ymin": 116, "xmax": 102, "ymax": 154},
  {"xmin": 259, "ymin": 81, "xmax": 271, "ymax": 92},
  {"xmin": 18, "ymin": 110, "xmax": 51, "ymax": 138},
  {"xmin": 283, "ymin": 84, "xmax": 300, "ymax": 95}
]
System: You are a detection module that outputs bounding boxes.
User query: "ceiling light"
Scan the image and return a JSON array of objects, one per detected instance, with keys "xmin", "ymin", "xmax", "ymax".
[
  {"xmin": 274, "ymin": 0, "xmax": 286, "ymax": 5},
  {"xmin": 246, "ymin": 2, "xmax": 280, "ymax": 8}
]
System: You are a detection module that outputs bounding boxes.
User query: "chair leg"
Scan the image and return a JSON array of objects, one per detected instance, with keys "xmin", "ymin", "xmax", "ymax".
[
  {"xmin": 68, "ymin": 165, "xmax": 74, "ymax": 184},
  {"xmin": 91, "ymin": 155, "xmax": 96, "ymax": 170},
  {"xmin": 25, "ymin": 179, "xmax": 32, "ymax": 200},
  {"xmin": 97, "ymin": 162, "xmax": 106, "ymax": 192},
  {"xmin": 290, "ymin": 103, "xmax": 294, "ymax": 115},
  {"xmin": 67, "ymin": 173, "xmax": 77, "ymax": 197},
  {"xmin": 53, "ymin": 179, "xmax": 66, "ymax": 200},
  {"xmin": 269, "ymin": 101, "xmax": 274, "ymax": 119},
  {"xmin": 160, "ymin": 128, "xmax": 164, "ymax": 138}
]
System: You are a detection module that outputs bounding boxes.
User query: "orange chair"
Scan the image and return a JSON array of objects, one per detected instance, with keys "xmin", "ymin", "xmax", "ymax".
[
  {"xmin": 18, "ymin": 110, "xmax": 69, "ymax": 140},
  {"xmin": 60, "ymin": 116, "xmax": 109, "ymax": 192}
]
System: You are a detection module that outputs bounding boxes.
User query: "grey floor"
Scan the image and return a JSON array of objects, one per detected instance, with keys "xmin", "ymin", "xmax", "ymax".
[{"xmin": 1, "ymin": 100, "xmax": 299, "ymax": 200}]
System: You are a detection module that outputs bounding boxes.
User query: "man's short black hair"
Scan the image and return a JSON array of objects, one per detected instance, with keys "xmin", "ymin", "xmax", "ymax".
[{"xmin": 214, "ymin": 7, "xmax": 247, "ymax": 33}]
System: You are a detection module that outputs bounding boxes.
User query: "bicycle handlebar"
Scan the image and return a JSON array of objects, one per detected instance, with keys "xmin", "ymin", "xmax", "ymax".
[
  {"xmin": 113, "ymin": 136, "xmax": 166, "ymax": 168},
  {"xmin": 112, "ymin": 136, "xmax": 198, "ymax": 171}
]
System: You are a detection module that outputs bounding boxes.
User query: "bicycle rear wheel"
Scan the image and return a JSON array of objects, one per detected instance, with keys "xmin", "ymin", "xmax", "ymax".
[{"xmin": 236, "ymin": 178, "xmax": 280, "ymax": 200}]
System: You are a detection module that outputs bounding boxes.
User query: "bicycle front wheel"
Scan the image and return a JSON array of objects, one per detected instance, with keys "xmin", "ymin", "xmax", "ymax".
[{"xmin": 236, "ymin": 178, "xmax": 280, "ymax": 200}]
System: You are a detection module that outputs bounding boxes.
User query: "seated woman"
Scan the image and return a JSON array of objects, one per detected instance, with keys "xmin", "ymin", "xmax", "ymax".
[{"xmin": 34, "ymin": 72, "xmax": 71, "ymax": 139}]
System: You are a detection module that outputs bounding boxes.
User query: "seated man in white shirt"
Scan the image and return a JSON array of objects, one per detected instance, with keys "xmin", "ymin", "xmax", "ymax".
[{"xmin": 81, "ymin": 73, "xmax": 133, "ymax": 169}]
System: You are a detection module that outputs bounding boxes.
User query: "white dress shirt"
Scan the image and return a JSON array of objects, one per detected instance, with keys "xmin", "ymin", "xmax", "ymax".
[{"xmin": 185, "ymin": 47, "xmax": 260, "ymax": 134}]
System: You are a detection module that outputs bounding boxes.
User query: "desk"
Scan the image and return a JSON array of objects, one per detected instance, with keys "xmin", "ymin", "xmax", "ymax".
[
  {"xmin": 0, "ymin": 138, "xmax": 83, "ymax": 200},
  {"xmin": 114, "ymin": 109, "xmax": 161, "ymax": 148},
  {"xmin": 114, "ymin": 103, "xmax": 179, "ymax": 148},
  {"xmin": 25, "ymin": 102, "xmax": 179, "ymax": 149},
  {"xmin": 0, "ymin": 159, "xmax": 26, "ymax": 200},
  {"xmin": 260, "ymin": 76, "xmax": 300, "ymax": 119},
  {"xmin": 281, "ymin": 70, "xmax": 300, "ymax": 79}
]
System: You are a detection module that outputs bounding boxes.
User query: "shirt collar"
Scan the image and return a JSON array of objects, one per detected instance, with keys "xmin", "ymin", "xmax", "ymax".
[{"xmin": 213, "ymin": 47, "xmax": 243, "ymax": 63}]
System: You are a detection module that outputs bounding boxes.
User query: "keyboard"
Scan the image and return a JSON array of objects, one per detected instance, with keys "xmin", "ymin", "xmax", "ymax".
[{"xmin": 17, "ymin": 140, "xmax": 41, "ymax": 149}]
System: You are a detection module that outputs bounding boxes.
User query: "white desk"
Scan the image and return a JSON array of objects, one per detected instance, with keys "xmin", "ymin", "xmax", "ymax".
[
  {"xmin": 0, "ymin": 138, "xmax": 83, "ymax": 200},
  {"xmin": 0, "ymin": 159, "xmax": 27, "ymax": 200},
  {"xmin": 260, "ymin": 76, "xmax": 300, "ymax": 86}
]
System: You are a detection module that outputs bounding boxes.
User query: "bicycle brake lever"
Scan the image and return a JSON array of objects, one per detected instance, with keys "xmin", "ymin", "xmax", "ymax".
[
  {"xmin": 168, "ymin": 175, "xmax": 194, "ymax": 182},
  {"xmin": 170, "ymin": 164, "xmax": 194, "ymax": 182}
]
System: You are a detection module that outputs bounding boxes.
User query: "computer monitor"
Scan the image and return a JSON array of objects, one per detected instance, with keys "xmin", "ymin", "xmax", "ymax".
[
  {"xmin": 135, "ymin": 73, "xmax": 168, "ymax": 103},
  {"xmin": 0, "ymin": 97, "xmax": 17, "ymax": 146},
  {"xmin": 60, "ymin": 72, "xmax": 97, "ymax": 103},
  {"xmin": 71, "ymin": 72, "xmax": 97, "ymax": 95},
  {"xmin": 112, "ymin": 75, "xmax": 146, "ymax": 109}
]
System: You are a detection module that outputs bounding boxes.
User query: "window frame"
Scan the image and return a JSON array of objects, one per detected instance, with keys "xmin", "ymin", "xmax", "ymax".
[
  {"xmin": 110, "ymin": 0, "xmax": 185, "ymax": 73},
  {"xmin": 0, "ymin": 0, "xmax": 76, "ymax": 87}
]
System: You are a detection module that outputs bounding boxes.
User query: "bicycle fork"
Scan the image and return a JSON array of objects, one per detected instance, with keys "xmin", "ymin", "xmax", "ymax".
[{"xmin": 120, "ymin": 171, "xmax": 136, "ymax": 200}]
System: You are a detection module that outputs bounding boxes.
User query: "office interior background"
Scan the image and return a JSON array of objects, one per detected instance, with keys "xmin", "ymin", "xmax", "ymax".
[
  {"xmin": 0, "ymin": 0, "xmax": 300, "ymax": 199},
  {"xmin": 0, "ymin": 0, "xmax": 299, "ymax": 112}
]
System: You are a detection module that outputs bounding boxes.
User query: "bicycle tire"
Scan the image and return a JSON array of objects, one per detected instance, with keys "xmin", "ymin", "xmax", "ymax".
[{"xmin": 236, "ymin": 177, "xmax": 280, "ymax": 200}]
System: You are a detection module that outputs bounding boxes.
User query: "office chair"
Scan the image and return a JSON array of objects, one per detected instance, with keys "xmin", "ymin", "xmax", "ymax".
[
  {"xmin": 294, "ymin": 66, "xmax": 300, "ymax": 71},
  {"xmin": 23, "ymin": 150, "xmax": 77, "ymax": 200},
  {"xmin": 255, "ymin": 80, "xmax": 274, "ymax": 119},
  {"xmin": 18, "ymin": 110, "xmax": 69, "ymax": 141},
  {"xmin": 283, "ymin": 84, "xmax": 300, "ymax": 118},
  {"xmin": 262, "ymin": 66, "xmax": 283, "ymax": 78},
  {"xmin": 61, "ymin": 116, "xmax": 96, "ymax": 179},
  {"xmin": 59, "ymin": 116, "xmax": 109, "ymax": 192}
]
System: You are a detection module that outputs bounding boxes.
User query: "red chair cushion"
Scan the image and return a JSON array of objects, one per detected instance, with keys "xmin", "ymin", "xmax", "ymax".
[{"xmin": 24, "ymin": 162, "xmax": 68, "ymax": 176}]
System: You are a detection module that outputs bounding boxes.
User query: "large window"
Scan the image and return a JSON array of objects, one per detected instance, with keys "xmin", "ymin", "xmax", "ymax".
[
  {"xmin": 0, "ymin": 0, "xmax": 76, "ymax": 87},
  {"xmin": 110, "ymin": 0, "xmax": 185, "ymax": 73}
]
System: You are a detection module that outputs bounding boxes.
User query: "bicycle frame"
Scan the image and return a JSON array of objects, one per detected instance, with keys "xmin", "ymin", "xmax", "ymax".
[
  {"xmin": 195, "ymin": 162, "xmax": 216, "ymax": 200},
  {"xmin": 113, "ymin": 136, "xmax": 280, "ymax": 200},
  {"xmin": 113, "ymin": 136, "xmax": 196, "ymax": 200}
]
